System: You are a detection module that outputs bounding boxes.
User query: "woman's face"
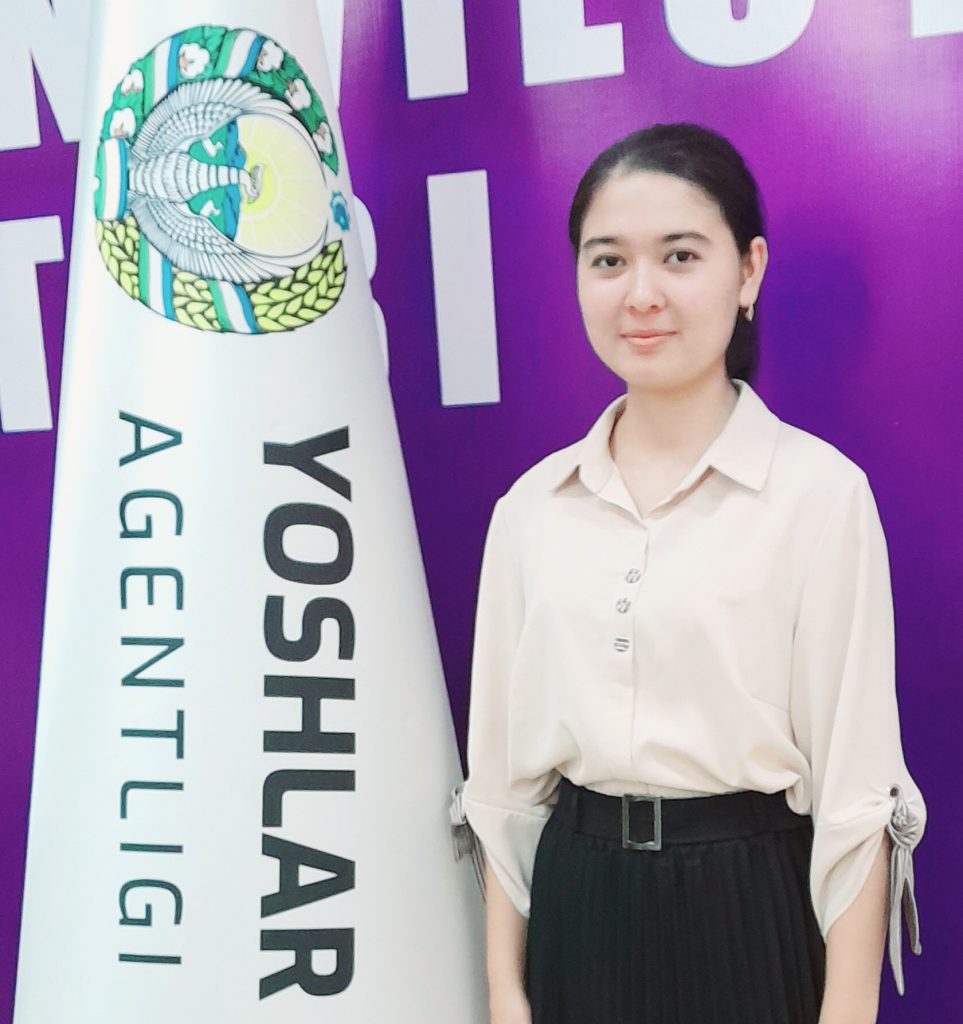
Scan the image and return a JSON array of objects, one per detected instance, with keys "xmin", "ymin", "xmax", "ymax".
[{"xmin": 576, "ymin": 170, "xmax": 767, "ymax": 392}]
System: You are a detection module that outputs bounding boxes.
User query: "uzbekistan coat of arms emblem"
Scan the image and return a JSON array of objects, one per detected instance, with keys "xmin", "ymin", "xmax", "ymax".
[{"xmin": 93, "ymin": 26, "xmax": 349, "ymax": 334}]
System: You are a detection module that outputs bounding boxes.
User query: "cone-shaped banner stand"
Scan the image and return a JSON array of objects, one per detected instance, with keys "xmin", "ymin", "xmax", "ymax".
[{"xmin": 14, "ymin": 2, "xmax": 486, "ymax": 1018}]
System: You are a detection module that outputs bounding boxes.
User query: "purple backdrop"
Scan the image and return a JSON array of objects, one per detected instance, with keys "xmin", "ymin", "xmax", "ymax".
[{"xmin": 2, "ymin": 2, "xmax": 960, "ymax": 1019}]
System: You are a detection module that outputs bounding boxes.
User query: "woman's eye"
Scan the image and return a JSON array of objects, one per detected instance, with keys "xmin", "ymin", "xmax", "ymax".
[
  {"xmin": 667, "ymin": 250, "xmax": 698, "ymax": 265},
  {"xmin": 590, "ymin": 254, "xmax": 622, "ymax": 269}
]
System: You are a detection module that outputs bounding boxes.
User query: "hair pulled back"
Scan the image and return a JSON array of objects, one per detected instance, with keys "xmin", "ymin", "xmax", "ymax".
[{"xmin": 568, "ymin": 123, "xmax": 765, "ymax": 383}]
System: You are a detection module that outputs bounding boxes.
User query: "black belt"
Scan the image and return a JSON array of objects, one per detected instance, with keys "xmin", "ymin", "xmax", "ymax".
[{"xmin": 552, "ymin": 776, "xmax": 810, "ymax": 851}]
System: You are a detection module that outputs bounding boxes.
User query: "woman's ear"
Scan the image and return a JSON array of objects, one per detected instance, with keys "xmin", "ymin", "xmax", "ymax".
[{"xmin": 739, "ymin": 236, "xmax": 769, "ymax": 308}]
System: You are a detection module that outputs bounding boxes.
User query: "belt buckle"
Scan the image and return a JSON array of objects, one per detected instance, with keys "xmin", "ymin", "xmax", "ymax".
[{"xmin": 621, "ymin": 793, "xmax": 662, "ymax": 851}]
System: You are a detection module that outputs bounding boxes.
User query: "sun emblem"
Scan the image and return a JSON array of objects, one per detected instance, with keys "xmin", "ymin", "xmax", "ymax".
[{"xmin": 93, "ymin": 26, "xmax": 348, "ymax": 334}]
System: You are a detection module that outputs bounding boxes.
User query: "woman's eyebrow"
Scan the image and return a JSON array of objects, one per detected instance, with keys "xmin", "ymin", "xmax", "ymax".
[
  {"xmin": 662, "ymin": 231, "xmax": 712, "ymax": 244},
  {"xmin": 581, "ymin": 231, "xmax": 712, "ymax": 253},
  {"xmin": 581, "ymin": 236, "xmax": 622, "ymax": 252}
]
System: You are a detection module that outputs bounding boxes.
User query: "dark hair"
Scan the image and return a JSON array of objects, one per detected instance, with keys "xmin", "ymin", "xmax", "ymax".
[{"xmin": 568, "ymin": 123, "xmax": 765, "ymax": 383}]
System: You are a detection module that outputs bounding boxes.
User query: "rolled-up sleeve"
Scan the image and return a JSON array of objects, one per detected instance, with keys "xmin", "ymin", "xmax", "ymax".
[
  {"xmin": 789, "ymin": 470, "xmax": 925, "ymax": 994},
  {"xmin": 455, "ymin": 498, "xmax": 559, "ymax": 917}
]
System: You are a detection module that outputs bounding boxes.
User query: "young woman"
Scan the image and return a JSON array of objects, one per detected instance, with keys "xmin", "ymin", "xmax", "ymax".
[{"xmin": 453, "ymin": 124, "xmax": 925, "ymax": 1024}]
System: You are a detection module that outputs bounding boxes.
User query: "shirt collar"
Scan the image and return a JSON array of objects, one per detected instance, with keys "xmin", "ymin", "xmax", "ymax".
[{"xmin": 549, "ymin": 379, "xmax": 782, "ymax": 496}]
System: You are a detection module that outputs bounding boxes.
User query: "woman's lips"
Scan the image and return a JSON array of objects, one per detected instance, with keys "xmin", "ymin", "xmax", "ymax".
[{"xmin": 620, "ymin": 330, "xmax": 674, "ymax": 348}]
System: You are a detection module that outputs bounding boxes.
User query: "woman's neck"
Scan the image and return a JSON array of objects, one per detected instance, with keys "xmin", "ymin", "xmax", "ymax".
[{"xmin": 611, "ymin": 371, "xmax": 739, "ymax": 469}]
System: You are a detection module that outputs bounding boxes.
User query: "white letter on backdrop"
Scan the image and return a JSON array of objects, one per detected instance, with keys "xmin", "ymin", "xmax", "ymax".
[
  {"xmin": 1, "ymin": 0, "xmax": 91, "ymax": 150},
  {"xmin": 427, "ymin": 172, "xmax": 500, "ymax": 407},
  {"xmin": 401, "ymin": 0, "xmax": 469, "ymax": 99},
  {"xmin": 911, "ymin": 0, "xmax": 963, "ymax": 38},
  {"xmin": 0, "ymin": 217, "xmax": 63, "ymax": 433},
  {"xmin": 520, "ymin": 0, "xmax": 624, "ymax": 86},
  {"xmin": 664, "ymin": 0, "xmax": 815, "ymax": 67}
]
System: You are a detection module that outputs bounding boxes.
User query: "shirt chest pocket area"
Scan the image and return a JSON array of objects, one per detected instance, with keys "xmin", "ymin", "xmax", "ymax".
[{"xmin": 654, "ymin": 540, "xmax": 796, "ymax": 712}]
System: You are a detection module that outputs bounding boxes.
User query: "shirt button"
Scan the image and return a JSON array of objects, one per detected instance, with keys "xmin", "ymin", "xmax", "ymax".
[
  {"xmin": 614, "ymin": 636, "xmax": 631, "ymax": 653},
  {"xmin": 625, "ymin": 569, "xmax": 641, "ymax": 583},
  {"xmin": 616, "ymin": 598, "xmax": 631, "ymax": 613}
]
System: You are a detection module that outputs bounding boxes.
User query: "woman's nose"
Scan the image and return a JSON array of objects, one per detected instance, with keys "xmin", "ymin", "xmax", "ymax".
[{"xmin": 624, "ymin": 263, "xmax": 666, "ymax": 313}]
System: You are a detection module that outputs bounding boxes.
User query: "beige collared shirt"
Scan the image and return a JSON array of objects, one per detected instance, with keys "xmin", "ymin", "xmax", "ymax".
[{"xmin": 460, "ymin": 379, "xmax": 925, "ymax": 991}]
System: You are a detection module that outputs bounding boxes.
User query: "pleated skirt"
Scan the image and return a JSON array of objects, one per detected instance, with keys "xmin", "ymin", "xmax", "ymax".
[{"xmin": 524, "ymin": 804, "xmax": 826, "ymax": 1024}]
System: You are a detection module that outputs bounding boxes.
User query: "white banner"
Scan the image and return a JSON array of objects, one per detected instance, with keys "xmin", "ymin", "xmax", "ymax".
[{"xmin": 14, "ymin": 1, "xmax": 485, "ymax": 1018}]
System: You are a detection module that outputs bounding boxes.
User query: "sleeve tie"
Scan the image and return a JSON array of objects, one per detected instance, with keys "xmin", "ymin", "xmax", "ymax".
[
  {"xmin": 887, "ymin": 783, "xmax": 922, "ymax": 995},
  {"xmin": 449, "ymin": 782, "xmax": 487, "ymax": 900}
]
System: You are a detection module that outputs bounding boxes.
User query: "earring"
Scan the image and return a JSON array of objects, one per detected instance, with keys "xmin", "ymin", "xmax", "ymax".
[{"xmin": 743, "ymin": 303, "xmax": 755, "ymax": 323}]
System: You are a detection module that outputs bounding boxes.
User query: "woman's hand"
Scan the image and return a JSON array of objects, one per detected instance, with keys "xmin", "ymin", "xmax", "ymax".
[{"xmin": 489, "ymin": 986, "xmax": 533, "ymax": 1024}]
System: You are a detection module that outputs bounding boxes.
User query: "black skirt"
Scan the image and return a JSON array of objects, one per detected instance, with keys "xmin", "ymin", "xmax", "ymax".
[{"xmin": 524, "ymin": 782, "xmax": 826, "ymax": 1024}]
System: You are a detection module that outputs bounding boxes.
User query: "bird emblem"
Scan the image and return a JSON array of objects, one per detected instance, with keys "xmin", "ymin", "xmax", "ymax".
[
  {"xmin": 94, "ymin": 26, "xmax": 348, "ymax": 335},
  {"xmin": 96, "ymin": 76, "xmax": 326, "ymax": 284}
]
